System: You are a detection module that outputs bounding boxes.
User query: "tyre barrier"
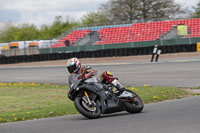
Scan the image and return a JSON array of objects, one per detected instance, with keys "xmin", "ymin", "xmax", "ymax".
[{"xmin": 0, "ymin": 44, "xmax": 197, "ymax": 64}]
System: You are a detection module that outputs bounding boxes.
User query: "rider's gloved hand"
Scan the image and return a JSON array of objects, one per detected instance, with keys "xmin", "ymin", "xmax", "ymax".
[
  {"xmin": 86, "ymin": 66, "xmax": 92, "ymax": 72},
  {"xmin": 85, "ymin": 70, "xmax": 97, "ymax": 79}
]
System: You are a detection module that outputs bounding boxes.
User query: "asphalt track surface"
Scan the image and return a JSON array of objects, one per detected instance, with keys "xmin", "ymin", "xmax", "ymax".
[
  {"xmin": 1, "ymin": 96, "xmax": 200, "ymax": 133},
  {"xmin": 0, "ymin": 56, "xmax": 200, "ymax": 133},
  {"xmin": 0, "ymin": 56, "xmax": 200, "ymax": 87}
]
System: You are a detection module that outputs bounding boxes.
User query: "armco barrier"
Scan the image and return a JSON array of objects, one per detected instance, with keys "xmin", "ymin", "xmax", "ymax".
[{"xmin": 0, "ymin": 44, "xmax": 197, "ymax": 64}]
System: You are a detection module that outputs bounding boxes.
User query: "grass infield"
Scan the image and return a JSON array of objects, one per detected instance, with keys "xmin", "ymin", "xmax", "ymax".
[{"xmin": 0, "ymin": 82, "xmax": 197, "ymax": 123}]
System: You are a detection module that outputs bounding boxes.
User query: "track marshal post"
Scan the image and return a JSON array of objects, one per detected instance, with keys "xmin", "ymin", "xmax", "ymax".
[{"xmin": 151, "ymin": 45, "xmax": 158, "ymax": 62}]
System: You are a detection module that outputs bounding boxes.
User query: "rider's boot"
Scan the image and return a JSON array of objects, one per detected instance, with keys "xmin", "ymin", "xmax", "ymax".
[{"xmin": 111, "ymin": 79, "xmax": 132, "ymax": 97}]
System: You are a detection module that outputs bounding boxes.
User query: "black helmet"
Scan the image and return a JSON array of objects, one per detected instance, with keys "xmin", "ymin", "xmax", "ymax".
[{"xmin": 66, "ymin": 57, "xmax": 81, "ymax": 73}]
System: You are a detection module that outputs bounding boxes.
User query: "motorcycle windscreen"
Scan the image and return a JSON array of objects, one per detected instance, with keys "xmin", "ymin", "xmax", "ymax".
[{"xmin": 68, "ymin": 74, "xmax": 81, "ymax": 90}]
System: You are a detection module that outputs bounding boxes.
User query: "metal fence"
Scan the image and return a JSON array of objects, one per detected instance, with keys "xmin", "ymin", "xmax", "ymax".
[
  {"xmin": 0, "ymin": 40, "xmax": 56, "ymax": 57},
  {"xmin": 1, "ymin": 48, "xmax": 40, "ymax": 57}
]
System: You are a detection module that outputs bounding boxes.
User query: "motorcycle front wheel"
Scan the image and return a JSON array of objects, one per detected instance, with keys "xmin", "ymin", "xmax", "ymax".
[
  {"xmin": 123, "ymin": 91, "xmax": 144, "ymax": 113},
  {"xmin": 74, "ymin": 96, "xmax": 101, "ymax": 119}
]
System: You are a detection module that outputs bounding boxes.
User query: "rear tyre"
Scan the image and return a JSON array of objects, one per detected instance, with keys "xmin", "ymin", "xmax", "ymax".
[
  {"xmin": 74, "ymin": 96, "xmax": 101, "ymax": 119},
  {"xmin": 124, "ymin": 91, "xmax": 144, "ymax": 113}
]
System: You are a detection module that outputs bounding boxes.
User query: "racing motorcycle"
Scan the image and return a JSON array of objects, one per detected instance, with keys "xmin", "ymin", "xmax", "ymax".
[{"xmin": 67, "ymin": 70, "xmax": 143, "ymax": 119}]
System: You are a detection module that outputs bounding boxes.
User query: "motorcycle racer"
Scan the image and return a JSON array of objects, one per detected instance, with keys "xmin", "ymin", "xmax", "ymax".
[
  {"xmin": 66, "ymin": 57, "xmax": 128, "ymax": 97},
  {"xmin": 66, "ymin": 58, "xmax": 144, "ymax": 119}
]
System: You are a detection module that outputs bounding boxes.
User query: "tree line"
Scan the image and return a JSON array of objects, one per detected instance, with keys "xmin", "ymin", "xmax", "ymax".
[
  {"xmin": 0, "ymin": 16, "xmax": 78, "ymax": 43},
  {"xmin": 1, "ymin": 0, "xmax": 200, "ymax": 43}
]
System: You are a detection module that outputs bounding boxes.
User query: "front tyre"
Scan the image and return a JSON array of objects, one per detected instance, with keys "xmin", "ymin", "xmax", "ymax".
[
  {"xmin": 124, "ymin": 91, "xmax": 144, "ymax": 113},
  {"xmin": 74, "ymin": 97, "xmax": 101, "ymax": 119}
]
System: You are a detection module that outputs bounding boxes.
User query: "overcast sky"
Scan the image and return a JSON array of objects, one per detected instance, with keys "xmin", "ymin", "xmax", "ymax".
[{"xmin": 0, "ymin": 0, "xmax": 199, "ymax": 27}]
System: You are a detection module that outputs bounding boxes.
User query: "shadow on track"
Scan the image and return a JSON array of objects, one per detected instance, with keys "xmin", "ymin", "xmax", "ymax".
[{"xmin": 69, "ymin": 111, "xmax": 146, "ymax": 121}]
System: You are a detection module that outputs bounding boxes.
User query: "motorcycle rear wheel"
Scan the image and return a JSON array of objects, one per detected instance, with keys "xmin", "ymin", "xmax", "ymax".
[
  {"xmin": 74, "ymin": 96, "xmax": 101, "ymax": 119},
  {"xmin": 124, "ymin": 91, "xmax": 144, "ymax": 113}
]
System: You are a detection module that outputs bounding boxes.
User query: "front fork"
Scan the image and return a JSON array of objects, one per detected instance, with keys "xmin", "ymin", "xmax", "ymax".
[{"xmin": 83, "ymin": 91, "xmax": 93, "ymax": 106}]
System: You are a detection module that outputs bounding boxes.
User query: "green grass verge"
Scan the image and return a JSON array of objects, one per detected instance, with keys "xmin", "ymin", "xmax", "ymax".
[{"xmin": 0, "ymin": 82, "xmax": 195, "ymax": 123}]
